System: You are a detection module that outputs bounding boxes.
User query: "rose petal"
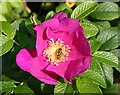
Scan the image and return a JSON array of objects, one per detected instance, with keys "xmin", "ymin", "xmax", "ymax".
[
  {"xmin": 16, "ymin": 49, "xmax": 37, "ymax": 72},
  {"xmin": 45, "ymin": 61, "xmax": 71, "ymax": 83},
  {"xmin": 34, "ymin": 18, "xmax": 59, "ymax": 30},
  {"xmin": 30, "ymin": 58, "xmax": 57, "ymax": 85},
  {"xmin": 31, "ymin": 56, "xmax": 49, "ymax": 70},
  {"xmin": 30, "ymin": 70, "xmax": 57, "ymax": 85},
  {"xmin": 72, "ymin": 27, "xmax": 91, "ymax": 56},
  {"xmin": 65, "ymin": 56, "xmax": 92, "ymax": 82},
  {"xmin": 52, "ymin": 12, "xmax": 67, "ymax": 20},
  {"xmin": 54, "ymin": 18, "xmax": 80, "ymax": 33}
]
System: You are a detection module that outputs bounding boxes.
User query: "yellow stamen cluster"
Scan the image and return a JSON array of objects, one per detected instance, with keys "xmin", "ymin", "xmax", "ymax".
[{"xmin": 43, "ymin": 38, "xmax": 71, "ymax": 66}]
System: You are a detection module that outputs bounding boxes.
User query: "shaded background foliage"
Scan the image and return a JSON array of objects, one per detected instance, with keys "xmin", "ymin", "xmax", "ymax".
[{"xmin": 0, "ymin": 1, "xmax": 120, "ymax": 94}]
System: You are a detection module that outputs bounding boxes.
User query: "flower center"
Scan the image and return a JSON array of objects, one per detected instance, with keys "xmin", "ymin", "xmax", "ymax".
[{"xmin": 43, "ymin": 38, "xmax": 71, "ymax": 66}]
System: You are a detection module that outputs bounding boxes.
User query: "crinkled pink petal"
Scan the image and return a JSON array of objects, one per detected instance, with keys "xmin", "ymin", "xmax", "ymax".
[
  {"xmin": 30, "ymin": 57, "xmax": 57, "ymax": 85},
  {"xmin": 54, "ymin": 18, "xmax": 80, "ymax": 33},
  {"xmin": 45, "ymin": 61, "xmax": 71, "ymax": 83},
  {"xmin": 34, "ymin": 18, "xmax": 59, "ymax": 30},
  {"xmin": 72, "ymin": 27, "xmax": 91, "ymax": 56},
  {"xmin": 65, "ymin": 56, "xmax": 92, "ymax": 82},
  {"xmin": 34, "ymin": 27, "xmax": 47, "ymax": 56},
  {"xmin": 16, "ymin": 49, "xmax": 37, "ymax": 72},
  {"xmin": 46, "ymin": 27, "xmax": 55, "ymax": 39},
  {"xmin": 52, "ymin": 12, "xmax": 67, "ymax": 20}
]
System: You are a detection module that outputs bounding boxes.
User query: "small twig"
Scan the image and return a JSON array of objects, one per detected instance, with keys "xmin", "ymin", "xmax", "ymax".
[
  {"xmin": 31, "ymin": 15, "xmax": 37, "ymax": 27},
  {"xmin": 13, "ymin": 40, "xmax": 20, "ymax": 46}
]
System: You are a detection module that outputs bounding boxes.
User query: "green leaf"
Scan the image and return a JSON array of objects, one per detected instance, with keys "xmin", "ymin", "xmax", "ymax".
[
  {"xmin": 0, "ymin": 35, "xmax": 14, "ymax": 56},
  {"xmin": 91, "ymin": 2, "xmax": 120, "ymax": 20},
  {"xmin": 56, "ymin": 3, "xmax": 72, "ymax": 13},
  {"xmin": 100, "ymin": 34, "xmax": 120, "ymax": 50},
  {"xmin": 45, "ymin": 11, "xmax": 55, "ymax": 20},
  {"xmin": 0, "ymin": 21, "xmax": 16, "ymax": 39},
  {"xmin": 1, "ymin": 81, "xmax": 16, "ymax": 93},
  {"xmin": 82, "ymin": 70, "xmax": 106, "ymax": 88},
  {"xmin": 0, "ymin": 14, "xmax": 6, "ymax": 21},
  {"xmin": 82, "ymin": 58, "xmax": 107, "ymax": 88},
  {"xmin": 0, "ymin": 2, "xmax": 12, "ymax": 14},
  {"xmin": 14, "ymin": 84, "xmax": 34, "ymax": 94},
  {"xmin": 103, "ymin": 83, "xmax": 120, "ymax": 94},
  {"xmin": 2, "ymin": 75, "xmax": 20, "ymax": 83},
  {"xmin": 89, "ymin": 58, "xmax": 103, "ymax": 75},
  {"xmin": 94, "ymin": 21, "xmax": 111, "ymax": 30},
  {"xmin": 12, "ymin": 19, "xmax": 25, "ymax": 31},
  {"xmin": 100, "ymin": 32, "xmax": 120, "ymax": 50},
  {"xmin": 8, "ymin": 0, "xmax": 24, "ymax": 8},
  {"xmin": 80, "ymin": 22, "xmax": 99, "ymax": 38},
  {"xmin": 54, "ymin": 81, "xmax": 74, "ymax": 94},
  {"xmin": 12, "ymin": 19, "xmax": 35, "ymax": 48},
  {"xmin": 101, "ymin": 64, "xmax": 113, "ymax": 86},
  {"xmin": 0, "ymin": 21, "xmax": 16, "ymax": 55},
  {"xmin": 97, "ymin": 27, "xmax": 118, "ymax": 44},
  {"xmin": 93, "ymin": 51, "xmax": 119, "ymax": 69},
  {"xmin": 111, "ymin": 49, "xmax": 120, "ymax": 59},
  {"xmin": 97, "ymin": 27, "xmax": 119, "ymax": 50},
  {"xmin": 89, "ymin": 39, "xmax": 102, "ymax": 53},
  {"xmin": 76, "ymin": 78, "xmax": 102, "ymax": 93},
  {"xmin": 17, "ymin": 32, "xmax": 35, "ymax": 48},
  {"xmin": 25, "ymin": 17, "xmax": 34, "ymax": 34},
  {"xmin": 71, "ymin": 1, "xmax": 98, "ymax": 19}
]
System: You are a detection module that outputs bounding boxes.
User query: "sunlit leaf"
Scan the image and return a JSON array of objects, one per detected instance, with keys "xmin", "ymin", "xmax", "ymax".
[
  {"xmin": 91, "ymin": 2, "xmax": 120, "ymax": 20},
  {"xmin": 93, "ymin": 51, "xmax": 119, "ymax": 69},
  {"xmin": 81, "ymin": 22, "xmax": 99, "ymax": 38},
  {"xmin": 71, "ymin": 1, "xmax": 98, "ymax": 19},
  {"xmin": 54, "ymin": 81, "xmax": 74, "ymax": 94},
  {"xmin": 76, "ymin": 78, "xmax": 102, "ymax": 93}
]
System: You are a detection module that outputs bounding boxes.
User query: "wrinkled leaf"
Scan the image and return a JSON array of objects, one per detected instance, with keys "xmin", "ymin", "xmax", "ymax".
[
  {"xmin": 94, "ymin": 21, "xmax": 111, "ymax": 30},
  {"xmin": 91, "ymin": 2, "xmax": 120, "ymax": 20},
  {"xmin": 89, "ymin": 39, "xmax": 102, "ymax": 53},
  {"xmin": 81, "ymin": 22, "xmax": 99, "ymax": 38},
  {"xmin": 97, "ymin": 27, "xmax": 119, "ymax": 50},
  {"xmin": 1, "ymin": 81, "xmax": 16, "ymax": 93},
  {"xmin": 54, "ymin": 81, "xmax": 74, "ymax": 94},
  {"xmin": 97, "ymin": 27, "xmax": 118, "ymax": 44},
  {"xmin": 100, "ymin": 31, "xmax": 120, "ymax": 50},
  {"xmin": 71, "ymin": 1, "xmax": 98, "ymax": 19},
  {"xmin": 93, "ymin": 51, "xmax": 118, "ymax": 69},
  {"xmin": 76, "ymin": 78, "xmax": 102, "ymax": 93},
  {"xmin": 82, "ymin": 58, "xmax": 107, "ymax": 88},
  {"xmin": 82, "ymin": 70, "xmax": 106, "ymax": 88},
  {"xmin": 101, "ymin": 64, "xmax": 113, "ymax": 86},
  {"xmin": 14, "ymin": 84, "xmax": 34, "ymax": 94}
]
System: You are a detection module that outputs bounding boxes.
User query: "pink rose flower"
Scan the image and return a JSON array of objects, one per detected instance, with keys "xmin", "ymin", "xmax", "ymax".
[{"xmin": 16, "ymin": 12, "xmax": 92, "ymax": 85}]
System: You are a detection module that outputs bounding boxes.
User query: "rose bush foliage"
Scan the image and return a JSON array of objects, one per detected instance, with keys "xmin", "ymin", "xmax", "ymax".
[{"xmin": 1, "ymin": 1, "xmax": 119, "ymax": 94}]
